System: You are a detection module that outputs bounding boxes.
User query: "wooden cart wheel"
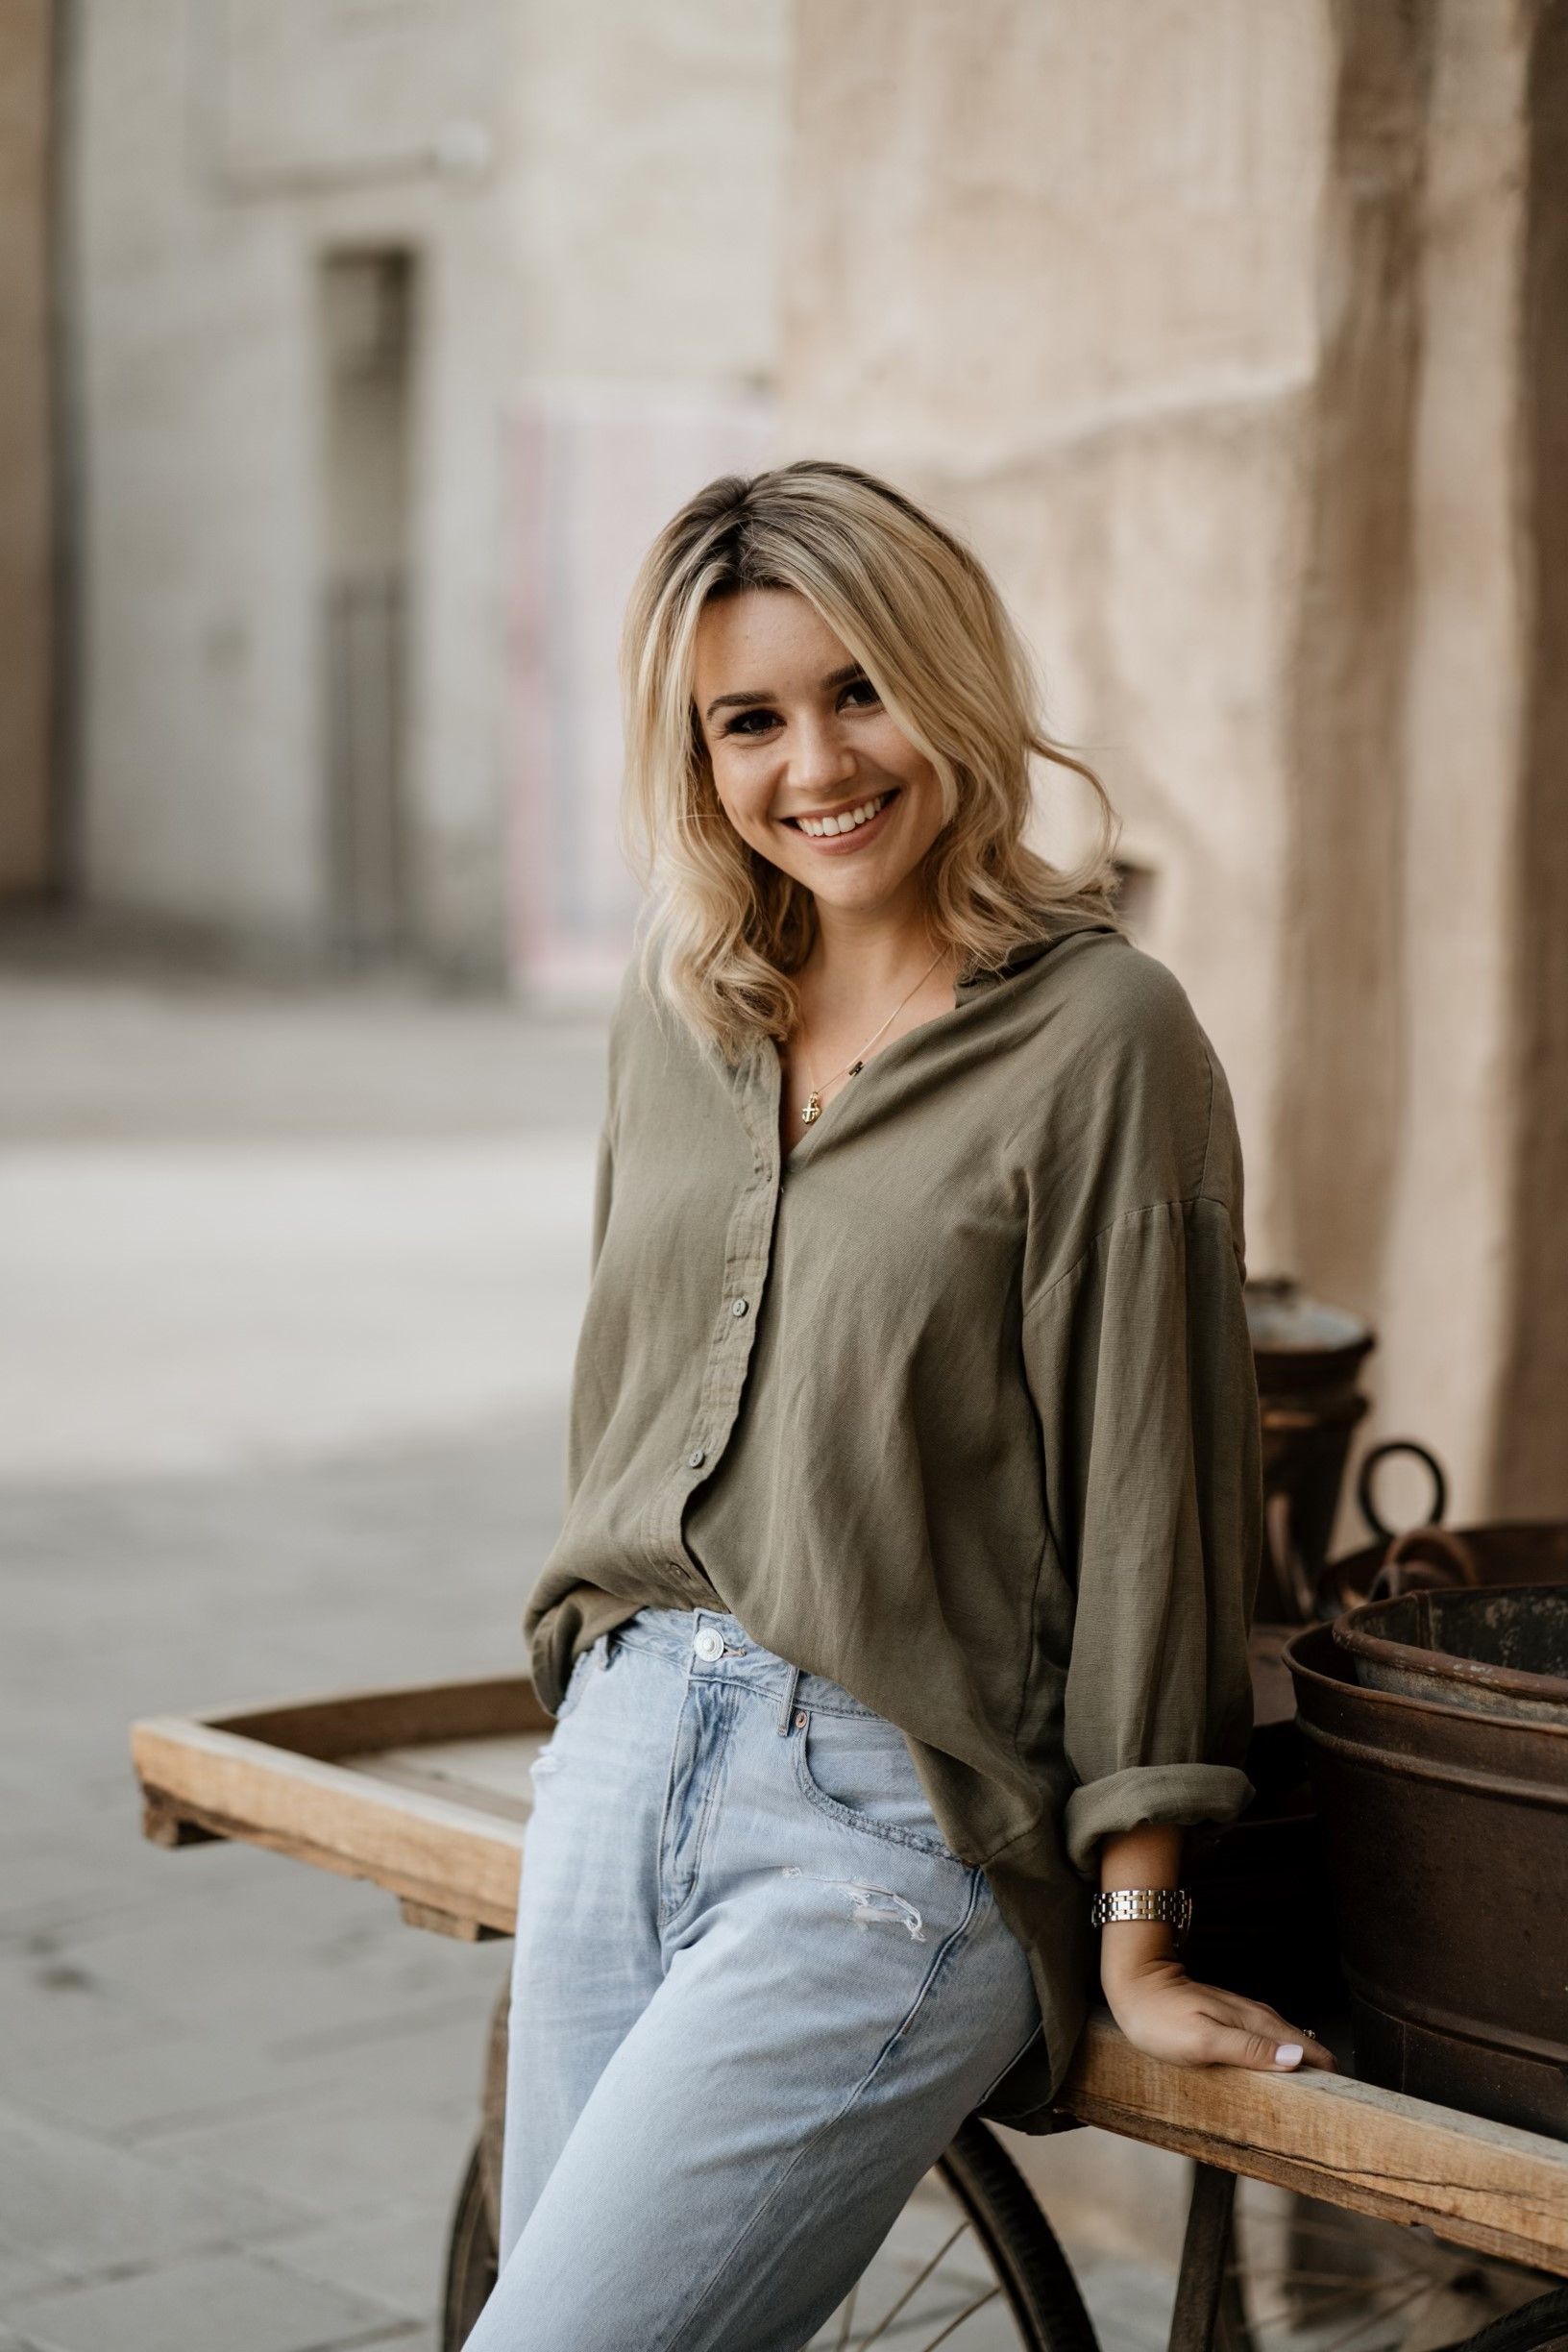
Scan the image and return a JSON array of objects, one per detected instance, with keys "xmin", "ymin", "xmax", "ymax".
[
  {"xmin": 1438, "ymin": 2284, "xmax": 1568, "ymax": 2351},
  {"xmin": 1216, "ymin": 2178, "xmax": 1565, "ymax": 2352},
  {"xmin": 441, "ymin": 2117, "xmax": 1100, "ymax": 2350},
  {"xmin": 442, "ymin": 2137, "xmax": 497, "ymax": 2352}
]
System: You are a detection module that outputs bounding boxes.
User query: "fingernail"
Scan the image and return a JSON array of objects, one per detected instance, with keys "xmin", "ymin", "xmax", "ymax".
[{"xmin": 1274, "ymin": 2042, "xmax": 1304, "ymax": 2068}]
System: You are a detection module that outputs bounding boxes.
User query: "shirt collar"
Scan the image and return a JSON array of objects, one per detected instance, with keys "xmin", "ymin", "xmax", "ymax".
[
  {"xmin": 725, "ymin": 905, "xmax": 1117, "ymax": 1110},
  {"xmin": 952, "ymin": 907, "xmax": 1116, "ymax": 1002}
]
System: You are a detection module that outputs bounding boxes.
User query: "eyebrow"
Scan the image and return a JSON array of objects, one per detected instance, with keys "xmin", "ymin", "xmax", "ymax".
[{"xmin": 702, "ymin": 661, "xmax": 867, "ymax": 723}]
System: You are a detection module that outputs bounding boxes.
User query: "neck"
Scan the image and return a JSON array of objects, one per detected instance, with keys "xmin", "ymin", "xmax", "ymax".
[{"xmin": 801, "ymin": 893, "xmax": 943, "ymax": 1005}]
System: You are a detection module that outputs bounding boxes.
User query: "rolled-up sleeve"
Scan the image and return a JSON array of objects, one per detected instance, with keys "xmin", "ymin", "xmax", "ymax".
[{"xmin": 1023, "ymin": 1187, "xmax": 1262, "ymax": 1878}]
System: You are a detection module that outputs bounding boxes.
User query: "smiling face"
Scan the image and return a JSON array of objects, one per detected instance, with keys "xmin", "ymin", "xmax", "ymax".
[{"xmin": 693, "ymin": 587, "xmax": 949, "ymax": 920}]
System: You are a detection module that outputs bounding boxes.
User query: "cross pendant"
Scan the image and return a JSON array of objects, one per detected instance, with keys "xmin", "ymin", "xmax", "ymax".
[{"xmin": 801, "ymin": 1094, "xmax": 821, "ymax": 1125}]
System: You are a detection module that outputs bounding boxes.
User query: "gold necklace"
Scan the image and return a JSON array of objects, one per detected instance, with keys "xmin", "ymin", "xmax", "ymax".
[{"xmin": 796, "ymin": 944, "xmax": 947, "ymax": 1126}]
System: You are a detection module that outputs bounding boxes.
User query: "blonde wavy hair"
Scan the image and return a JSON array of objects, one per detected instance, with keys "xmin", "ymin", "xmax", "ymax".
[{"xmin": 618, "ymin": 457, "xmax": 1126, "ymax": 1066}]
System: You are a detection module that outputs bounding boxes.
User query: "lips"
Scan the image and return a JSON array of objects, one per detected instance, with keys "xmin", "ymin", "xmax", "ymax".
[{"xmin": 782, "ymin": 786, "xmax": 900, "ymax": 840}]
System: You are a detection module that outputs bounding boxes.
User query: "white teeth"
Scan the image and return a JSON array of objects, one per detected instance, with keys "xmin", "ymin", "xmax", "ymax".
[{"xmin": 797, "ymin": 791, "xmax": 890, "ymax": 838}]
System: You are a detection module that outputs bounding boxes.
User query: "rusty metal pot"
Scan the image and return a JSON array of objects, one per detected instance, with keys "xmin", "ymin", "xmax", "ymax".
[
  {"xmin": 1332, "ymin": 1584, "xmax": 1568, "ymax": 1725},
  {"xmin": 1246, "ymin": 1275, "xmax": 1375, "ymax": 1622},
  {"xmin": 1244, "ymin": 1273, "xmax": 1458, "ymax": 1622},
  {"xmin": 1284, "ymin": 1619, "xmax": 1568, "ymax": 2137}
]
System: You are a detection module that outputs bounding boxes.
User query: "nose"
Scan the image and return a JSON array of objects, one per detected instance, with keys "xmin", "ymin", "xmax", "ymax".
[{"xmin": 787, "ymin": 709, "xmax": 857, "ymax": 797}]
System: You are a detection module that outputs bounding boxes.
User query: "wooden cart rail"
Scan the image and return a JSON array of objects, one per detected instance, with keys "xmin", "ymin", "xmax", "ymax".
[{"xmin": 129, "ymin": 1672, "xmax": 1568, "ymax": 2286}]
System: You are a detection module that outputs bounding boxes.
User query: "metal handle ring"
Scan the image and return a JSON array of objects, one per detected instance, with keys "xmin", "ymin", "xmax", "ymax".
[
  {"xmin": 1368, "ymin": 1523, "xmax": 1482, "ymax": 1603},
  {"xmin": 1355, "ymin": 1437, "xmax": 1447, "ymax": 1542}
]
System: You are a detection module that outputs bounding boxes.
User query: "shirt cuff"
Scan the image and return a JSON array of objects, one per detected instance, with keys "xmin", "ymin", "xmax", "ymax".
[{"xmin": 1064, "ymin": 1761, "xmax": 1254, "ymax": 1879}]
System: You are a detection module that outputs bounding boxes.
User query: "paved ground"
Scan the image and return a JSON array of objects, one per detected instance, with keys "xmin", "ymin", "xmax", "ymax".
[
  {"xmin": 0, "ymin": 950, "xmax": 1183, "ymax": 2352},
  {"xmin": 0, "ymin": 957, "xmax": 617, "ymax": 2352}
]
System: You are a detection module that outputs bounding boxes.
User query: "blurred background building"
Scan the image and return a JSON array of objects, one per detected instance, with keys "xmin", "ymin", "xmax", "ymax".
[
  {"xmin": 6, "ymin": 0, "xmax": 783, "ymax": 990},
  {"xmin": 8, "ymin": 0, "xmax": 1561, "ymax": 1519}
]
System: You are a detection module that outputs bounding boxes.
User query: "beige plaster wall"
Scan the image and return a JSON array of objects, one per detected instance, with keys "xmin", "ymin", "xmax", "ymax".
[
  {"xmin": 1372, "ymin": 10, "xmax": 1529, "ymax": 1514},
  {"xmin": 1498, "ymin": 5, "xmax": 1568, "ymax": 1513},
  {"xmin": 781, "ymin": 0, "xmax": 1333, "ymax": 1291},
  {"xmin": 781, "ymin": 0, "xmax": 1566, "ymax": 1526},
  {"xmin": 0, "ymin": 0, "xmax": 53, "ymax": 896}
]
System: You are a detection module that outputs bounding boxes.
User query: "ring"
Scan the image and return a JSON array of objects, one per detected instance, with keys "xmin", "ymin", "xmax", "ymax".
[{"xmin": 1304, "ymin": 2028, "xmax": 1318, "ymax": 2041}]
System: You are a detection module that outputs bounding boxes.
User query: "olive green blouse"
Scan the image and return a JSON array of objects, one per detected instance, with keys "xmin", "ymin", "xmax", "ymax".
[{"xmin": 520, "ymin": 908, "xmax": 1262, "ymax": 2131}]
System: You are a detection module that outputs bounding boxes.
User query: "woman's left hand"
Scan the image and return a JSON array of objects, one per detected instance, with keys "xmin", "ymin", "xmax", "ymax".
[{"xmin": 1102, "ymin": 1950, "xmax": 1338, "ymax": 2074}]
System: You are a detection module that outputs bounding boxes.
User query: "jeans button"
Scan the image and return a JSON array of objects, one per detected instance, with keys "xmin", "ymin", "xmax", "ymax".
[{"xmin": 693, "ymin": 1627, "xmax": 724, "ymax": 1661}]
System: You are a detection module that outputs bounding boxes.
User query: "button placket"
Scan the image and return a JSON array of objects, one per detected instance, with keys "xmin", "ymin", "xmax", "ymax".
[
  {"xmin": 677, "ymin": 1188, "xmax": 767, "ymax": 1489},
  {"xmin": 647, "ymin": 1051, "xmax": 782, "ymax": 1580}
]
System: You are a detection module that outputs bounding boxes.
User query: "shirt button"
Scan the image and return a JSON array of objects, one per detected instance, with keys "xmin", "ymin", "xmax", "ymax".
[
  {"xmin": 687, "ymin": 1446, "xmax": 706, "ymax": 1468},
  {"xmin": 694, "ymin": 1627, "xmax": 725, "ymax": 1660},
  {"xmin": 730, "ymin": 1297, "xmax": 749, "ymax": 1318}
]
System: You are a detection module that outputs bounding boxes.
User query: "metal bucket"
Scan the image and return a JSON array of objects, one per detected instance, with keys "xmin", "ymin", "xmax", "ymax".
[
  {"xmin": 1323, "ymin": 1516, "xmax": 1568, "ymax": 1614},
  {"xmin": 1284, "ymin": 1620, "xmax": 1568, "ymax": 2137},
  {"xmin": 1333, "ymin": 1584, "xmax": 1568, "ymax": 1725},
  {"xmin": 1182, "ymin": 1627, "xmax": 1345, "ymax": 2017}
]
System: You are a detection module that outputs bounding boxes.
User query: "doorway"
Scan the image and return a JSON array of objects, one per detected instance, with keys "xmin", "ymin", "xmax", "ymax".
[{"xmin": 319, "ymin": 247, "xmax": 417, "ymax": 962}]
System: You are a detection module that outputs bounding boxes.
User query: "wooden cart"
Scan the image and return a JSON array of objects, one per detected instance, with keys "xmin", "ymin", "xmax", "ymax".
[{"xmin": 129, "ymin": 1675, "xmax": 1568, "ymax": 2352}]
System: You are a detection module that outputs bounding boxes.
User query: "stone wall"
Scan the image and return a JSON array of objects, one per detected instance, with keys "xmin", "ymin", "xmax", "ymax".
[
  {"xmin": 780, "ymin": 0, "xmax": 1567, "ymax": 1526},
  {"xmin": 0, "ymin": 0, "xmax": 53, "ymax": 896}
]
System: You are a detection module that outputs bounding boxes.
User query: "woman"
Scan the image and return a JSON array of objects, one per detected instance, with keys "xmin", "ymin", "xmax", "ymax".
[{"xmin": 467, "ymin": 459, "xmax": 1333, "ymax": 2351}]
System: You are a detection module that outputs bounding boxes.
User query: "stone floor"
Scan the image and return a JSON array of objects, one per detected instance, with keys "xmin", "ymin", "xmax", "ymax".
[{"xmin": 0, "ymin": 951, "xmax": 1185, "ymax": 2352}]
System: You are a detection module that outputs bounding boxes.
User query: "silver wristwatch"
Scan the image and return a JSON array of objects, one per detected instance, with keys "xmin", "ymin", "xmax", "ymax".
[{"xmin": 1090, "ymin": 1886, "xmax": 1193, "ymax": 1940}]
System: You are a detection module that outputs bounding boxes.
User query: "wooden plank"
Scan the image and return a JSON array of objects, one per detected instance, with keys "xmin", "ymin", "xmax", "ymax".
[
  {"xmin": 129, "ymin": 1678, "xmax": 553, "ymax": 1929},
  {"xmin": 398, "ymin": 1898, "xmax": 505, "ymax": 1942},
  {"xmin": 1060, "ymin": 2013, "xmax": 1568, "ymax": 2278},
  {"xmin": 130, "ymin": 1712, "xmax": 528, "ymax": 1936},
  {"xmin": 1166, "ymin": 2167, "xmax": 1236, "ymax": 2352},
  {"xmin": 129, "ymin": 1678, "xmax": 1568, "ymax": 2275},
  {"xmin": 366, "ymin": 1734, "xmax": 545, "ymax": 1801},
  {"xmin": 351, "ymin": 1754, "xmax": 535, "ymax": 1824},
  {"xmin": 158, "ymin": 1672, "xmax": 554, "ymax": 1759}
]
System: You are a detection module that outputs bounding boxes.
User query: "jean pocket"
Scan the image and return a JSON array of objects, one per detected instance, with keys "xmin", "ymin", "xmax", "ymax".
[
  {"xmin": 792, "ymin": 1706, "xmax": 968, "ymax": 1866},
  {"xmin": 551, "ymin": 1639, "xmax": 598, "ymax": 1724}
]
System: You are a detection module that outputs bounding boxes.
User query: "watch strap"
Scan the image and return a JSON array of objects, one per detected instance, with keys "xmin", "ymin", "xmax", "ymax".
[{"xmin": 1090, "ymin": 1885, "xmax": 1193, "ymax": 1939}]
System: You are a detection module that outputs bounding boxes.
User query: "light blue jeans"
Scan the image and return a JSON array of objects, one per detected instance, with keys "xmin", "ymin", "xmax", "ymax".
[{"xmin": 462, "ymin": 1604, "xmax": 1042, "ymax": 2351}]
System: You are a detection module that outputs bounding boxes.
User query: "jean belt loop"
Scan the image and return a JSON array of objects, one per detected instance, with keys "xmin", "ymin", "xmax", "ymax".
[{"xmin": 777, "ymin": 1660, "xmax": 802, "ymax": 1736}]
